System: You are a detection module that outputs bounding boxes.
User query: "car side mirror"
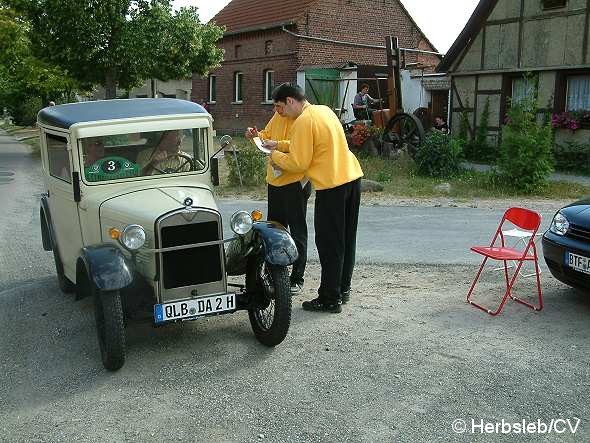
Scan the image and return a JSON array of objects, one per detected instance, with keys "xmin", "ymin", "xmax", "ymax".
[
  {"xmin": 210, "ymin": 157, "xmax": 219, "ymax": 186},
  {"xmin": 209, "ymin": 135, "xmax": 234, "ymax": 187}
]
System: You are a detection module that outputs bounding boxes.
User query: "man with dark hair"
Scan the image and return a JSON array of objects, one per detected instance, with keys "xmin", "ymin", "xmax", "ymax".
[
  {"xmin": 263, "ymin": 83, "xmax": 364, "ymax": 313},
  {"xmin": 245, "ymin": 103, "xmax": 311, "ymax": 294}
]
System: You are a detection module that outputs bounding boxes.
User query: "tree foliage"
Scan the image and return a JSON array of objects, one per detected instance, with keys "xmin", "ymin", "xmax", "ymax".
[
  {"xmin": 11, "ymin": 0, "xmax": 224, "ymax": 98},
  {"xmin": 0, "ymin": 4, "xmax": 84, "ymax": 123}
]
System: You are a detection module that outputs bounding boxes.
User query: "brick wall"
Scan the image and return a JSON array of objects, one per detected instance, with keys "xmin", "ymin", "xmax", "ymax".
[
  {"xmin": 193, "ymin": 0, "xmax": 441, "ymax": 131},
  {"xmin": 295, "ymin": 0, "xmax": 440, "ymax": 68},
  {"xmin": 192, "ymin": 29, "xmax": 298, "ymax": 131}
]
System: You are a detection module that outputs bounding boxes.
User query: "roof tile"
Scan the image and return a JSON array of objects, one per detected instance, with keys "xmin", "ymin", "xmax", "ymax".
[{"xmin": 211, "ymin": 0, "xmax": 318, "ymax": 33}]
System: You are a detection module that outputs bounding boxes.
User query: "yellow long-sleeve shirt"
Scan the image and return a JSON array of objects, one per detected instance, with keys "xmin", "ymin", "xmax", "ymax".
[
  {"xmin": 257, "ymin": 112, "xmax": 304, "ymax": 186},
  {"xmin": 270, "ymin": 103, "xmax": 363, "ymax": 190}
]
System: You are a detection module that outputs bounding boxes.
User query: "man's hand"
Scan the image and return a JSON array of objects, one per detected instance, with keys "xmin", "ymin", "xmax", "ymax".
[
  {"xmin": 262, "ymin": 140, "xmax": 278, "ymax": 150},
  {"xmin": 245, "ymin": 126, "xmax": 258, "ymax": 139},
  {"xmin": 152, "ymin": 150, "xmax": 168, "ymax": 163}
]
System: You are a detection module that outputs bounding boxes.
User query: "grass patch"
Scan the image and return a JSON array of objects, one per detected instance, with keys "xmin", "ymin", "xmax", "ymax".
[{"xmin": 359, "ymin": 156, "xmax": 590, "ymax": 200}]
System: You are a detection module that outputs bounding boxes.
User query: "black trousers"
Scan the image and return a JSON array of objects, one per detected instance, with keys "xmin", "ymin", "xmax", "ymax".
[
  {"xmin": 314, "ymin": 178, "xmax": 361, "ymax": 303},
  {"xmin": 268, "ymin": 181, "xmax": 312, "ymax": 284}
]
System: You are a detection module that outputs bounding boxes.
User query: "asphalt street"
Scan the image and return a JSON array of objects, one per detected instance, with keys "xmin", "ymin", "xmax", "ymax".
[{"xmin": 1, "ymin": 129, "xmax": 589, "ymax": 442}]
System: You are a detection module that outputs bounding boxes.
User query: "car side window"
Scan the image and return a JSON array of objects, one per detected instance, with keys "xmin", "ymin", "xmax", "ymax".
[{"xmin": 46, "ymin": 134, "xmax": 71, "ymax": 183}]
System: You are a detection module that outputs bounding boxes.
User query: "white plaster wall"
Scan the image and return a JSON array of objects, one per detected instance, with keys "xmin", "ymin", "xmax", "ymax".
[{"xmin": 401, "ymin": 70, "xmax": 431, "ymax": 113}]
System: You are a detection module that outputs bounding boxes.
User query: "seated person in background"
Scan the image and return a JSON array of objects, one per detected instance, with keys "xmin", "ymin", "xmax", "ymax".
[
  {"xmin": 352, "ymin": 83, "xmax": 381, "ymax": 120},
  {"xmin": 83, "ymin": 137, "xmax": 105, "ymax": 166},
  {"xmin": 136, "ymin": 130, "xmax": 192, "ymax": 174},
  {"xmin": 432, "ymin": 116, "xmax": 449, "ymax": 134}
]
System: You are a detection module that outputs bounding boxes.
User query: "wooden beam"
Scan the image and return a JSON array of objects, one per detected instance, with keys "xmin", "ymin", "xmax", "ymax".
[
  {"xmin": 480, "ymin": 26, "xmax": 486, "ymax": 70},
  {"xmin": 450, "ymin": 64, "xmax": 590, "ymax": 76},
  {"xmin": 518, "ymin": 0, "xmax": 525, "ymax": 68},
  {"xmin": 477, "ymin": 89, "xmax": 503, "ymax": 95},
  {"xmin": 523, "ymin": 8, "xmax": 586, "ymax": 22},
  {"xmin": 473, "ymin": 75, "xmax": 479, "ymax": 136},
  {"xmin": 486, "ymin": 18, "xmax": 520, "ymax": 26},
  {"xmin": 584, "ymin": 0, "xmax": 590, "ymax": 64}
]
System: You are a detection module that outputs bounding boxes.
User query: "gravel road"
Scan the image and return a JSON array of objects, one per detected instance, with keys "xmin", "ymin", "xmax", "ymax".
[{"xmin": 1, "ymin": 130, "xmax": 589, "ymax": 442}]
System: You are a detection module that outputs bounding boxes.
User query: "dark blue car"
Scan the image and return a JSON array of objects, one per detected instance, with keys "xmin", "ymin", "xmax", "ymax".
[{"xmin": 543, "ymin": 198, "xmax": 590, "ymax": 291}]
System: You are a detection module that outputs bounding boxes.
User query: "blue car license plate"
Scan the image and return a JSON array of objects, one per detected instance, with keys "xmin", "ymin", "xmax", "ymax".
[{"xmin": 154, "ymin": 293, "xmax": 236, "ymax": 324}]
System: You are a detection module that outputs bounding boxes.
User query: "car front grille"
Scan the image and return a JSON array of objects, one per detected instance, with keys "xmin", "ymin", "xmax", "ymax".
[
  {"xmin": 160, "ymin": 218, "xmax": 223, "ymax": 290},
  {"xmin": 567, "ymin": 224, "xmax": 590, "ymax": 242}
]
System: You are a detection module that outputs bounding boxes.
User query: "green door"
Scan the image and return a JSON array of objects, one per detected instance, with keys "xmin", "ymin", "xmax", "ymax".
[{"xmin": 304, "ymin": 68, "xmax": 340, "ymax": 109}]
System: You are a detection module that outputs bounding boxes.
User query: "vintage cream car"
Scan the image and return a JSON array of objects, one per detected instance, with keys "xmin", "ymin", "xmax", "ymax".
[{"xmin": 38, "ymin": 99, "xmax": 297, "ymax": 371}]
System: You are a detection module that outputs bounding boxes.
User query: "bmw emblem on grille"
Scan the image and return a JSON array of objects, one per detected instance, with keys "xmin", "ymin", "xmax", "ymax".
[{"xmin": 183, "ymin": 197, "xmax": 193, "ymax": 207}]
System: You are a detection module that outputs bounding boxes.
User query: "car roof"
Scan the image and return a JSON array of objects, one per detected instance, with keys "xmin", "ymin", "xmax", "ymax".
[{"xmin": 37, "ymin": 98, "xmax": 208, "ymax": 129}]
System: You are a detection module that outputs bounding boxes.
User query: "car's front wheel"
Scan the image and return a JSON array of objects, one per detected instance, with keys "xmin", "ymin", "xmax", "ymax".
[
  {"xmin": 246, "ymin": 257, "xmax": 292, "ymax": 347},
  {"xmin": 94, "ymin": 287, "xmax": 126, "ymax": 371}
]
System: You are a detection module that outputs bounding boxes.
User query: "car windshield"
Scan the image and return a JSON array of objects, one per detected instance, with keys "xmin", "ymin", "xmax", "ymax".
[{"xmin": 80, "ymin": 128, "xmax": 208, "ymax": 183}]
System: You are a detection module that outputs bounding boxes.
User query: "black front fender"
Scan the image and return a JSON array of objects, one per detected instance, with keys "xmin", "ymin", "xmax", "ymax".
[
  {"xmin": 78, "ymin": 244, "xmax": 133, "ymax": 291},
  {"xmin": 225, "ymin": 221, "xmax": 298, "ymax": 275},
  {"xmin": 252, "ymin": 221, "xmax": 298, "ymax": 266}
]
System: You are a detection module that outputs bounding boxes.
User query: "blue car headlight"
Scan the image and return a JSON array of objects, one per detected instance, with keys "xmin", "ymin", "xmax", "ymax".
[{"xmin": 550, "ymin": 212, "xmax": 569, "ymax": 236}]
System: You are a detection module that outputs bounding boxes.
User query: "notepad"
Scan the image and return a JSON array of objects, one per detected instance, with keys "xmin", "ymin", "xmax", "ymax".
[{"xmin": 253, "ymin": 137, "xmax": 272, "ymax": 154}]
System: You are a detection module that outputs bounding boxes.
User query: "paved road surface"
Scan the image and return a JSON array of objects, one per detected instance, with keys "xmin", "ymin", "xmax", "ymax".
[{"xmin": 2, "ymin": 129, "xmax": 588, "ymax": 443}]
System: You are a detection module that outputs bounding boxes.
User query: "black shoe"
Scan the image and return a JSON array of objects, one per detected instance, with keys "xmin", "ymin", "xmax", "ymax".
[
  {"xmin": 302, "ymin": 297, "xmax": 342, "ymax": 313},
  {"xmin": 341, "ymin": 290, "xmax": 351, "ymax": 305}
]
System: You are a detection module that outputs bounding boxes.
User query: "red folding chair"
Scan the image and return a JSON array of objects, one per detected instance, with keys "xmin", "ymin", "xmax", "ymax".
[{"xmin": 467, "ymin": 207, "xmax": 543, "ymax": 316}]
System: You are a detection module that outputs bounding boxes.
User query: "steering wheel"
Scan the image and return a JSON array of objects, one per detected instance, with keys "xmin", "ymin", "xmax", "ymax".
[{"xmin": 152, "ymin": 153, "xmax": 195, "ymax": 174}]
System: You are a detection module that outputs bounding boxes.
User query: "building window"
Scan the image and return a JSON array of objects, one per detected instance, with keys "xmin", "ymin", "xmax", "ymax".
[
  {"xmin": 264, "ymin": 70, "xmax": 274, "ymax": 102},
  {"xmin": 235, "ymin": 45, "xmax": 241, "ymax": 59},
  {"xmin": 542, "ymin": 0, "xmax": 567, "ymax": 9},
  {"xmin": 265, "ymin": 40, "xmax": 273, "ymax": 55},
  {"xmin": 234, "ymin": 72, "xmax": 243, "ymax": 102},
  {"xmin": 208, "ymin": 75, "xmax": 217, "ymax": 102},
  {"xmin": 511, "ymin": 77, "xmax": 537, "ymax": 106},
  {"xmin": 566, "ymin": 75, "xmax": 590, "ymax": 111}
]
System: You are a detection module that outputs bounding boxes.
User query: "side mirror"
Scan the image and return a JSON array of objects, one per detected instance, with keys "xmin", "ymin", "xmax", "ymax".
[
  {"xmin": 210, "ymin": 157, "xmax": 219, "ymax": 186},
  {"xmin": 209, "ymin": 135, "xmax": 236, "ymax": 187}
]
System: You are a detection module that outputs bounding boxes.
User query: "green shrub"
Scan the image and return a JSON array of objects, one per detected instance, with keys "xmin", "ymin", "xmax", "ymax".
[
  {"xmin": 554, "ymin": 141, "xmax": 590, "ymax": 174},
  {"xmin": 415, "ymin": 131, "xmax": 463, "ymax": 178},
  {"xmin": 466, "ymin": 97, "xmax": 496, "ymax": 162},
  {"xmin": 226, "ymin": 144, "xmax": 267, "ymax": 186},
  {"xmin": 496, "ymin": 99, "xmax": 553, "ymax": 193},
  {"xmin": 11, "ymin": 96, "xmax": 43, "ymax": 126}
]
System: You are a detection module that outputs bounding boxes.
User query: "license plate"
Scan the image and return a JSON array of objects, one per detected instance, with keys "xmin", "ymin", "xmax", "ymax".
[
  {"xmin": 565, "ymin": 252, "xmax": 590, "ymax": 275},
  {"xmin": 154, "ymin": 293, "xmax": 236, "ymax": 324}
]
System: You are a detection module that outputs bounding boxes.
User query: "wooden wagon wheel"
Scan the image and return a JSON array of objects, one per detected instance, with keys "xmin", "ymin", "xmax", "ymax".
[{"xmin": 381, "ymin": 113, "xmax": 425, "ymax": 157}]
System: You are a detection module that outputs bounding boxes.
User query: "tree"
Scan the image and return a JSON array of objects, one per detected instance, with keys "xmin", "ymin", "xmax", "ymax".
[
  {"xmin": 0, "ymin": 4, "xmax": 86, "ymax": 123},
  {"xmin": 14, "ymin": 0, "xmax": 224, "ymax": 98}
]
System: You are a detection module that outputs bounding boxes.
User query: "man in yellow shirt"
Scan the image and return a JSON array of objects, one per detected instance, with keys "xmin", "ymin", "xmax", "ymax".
[
  {"xmin": 245, "ymin": 106, "xmax": 312, "ymax": 294},
  {"xmin": 263, "ymin": 83, "xmax": 363, "ymax": 314}
]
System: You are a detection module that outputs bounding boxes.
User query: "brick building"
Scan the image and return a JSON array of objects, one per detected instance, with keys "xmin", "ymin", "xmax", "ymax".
[{"xmin": 191, "ymin": 0, "xmax": 440, "ymax": 132}]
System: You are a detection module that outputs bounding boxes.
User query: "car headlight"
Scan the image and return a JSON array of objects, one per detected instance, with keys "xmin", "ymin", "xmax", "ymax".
[
  {"xmin": 550, "ymin": 212, "xmax": 569, "ymax": 236},
  {"xmin": 230, "ymin": 210, "xmax": 253, "ymax": 235},
  {"xmin": 120, "ymin": 224, "xmax": 146, "ymax": 250}
]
